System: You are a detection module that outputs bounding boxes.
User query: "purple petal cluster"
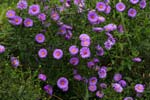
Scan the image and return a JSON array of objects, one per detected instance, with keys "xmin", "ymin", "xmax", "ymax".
[{"xmin": 57, "ymin": 77, "xmax": 69, "ymax": 91}]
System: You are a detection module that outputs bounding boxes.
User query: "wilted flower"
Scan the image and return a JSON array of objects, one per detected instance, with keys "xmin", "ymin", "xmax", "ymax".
[
  {"xmin": 119, "ymin": 80, "xmax": 127, "ymax": 88},
  {"xmin": 113, "ymin": 73, "xmax": 122, "ymax": 82},
  {"xmin": 11, "ymin": 57, "xmax": 20, "ymax": 68},
  {"xmin": 44, "ymin": 85, "xmax": 53, "ymax": 96},
  {"xmin": 130, "ymin": 0, "xmax": 139, "ymax": 4},
  {"xmin": 96, "ymin": 91, "xmax": 104, "ymax": 98},
  {"xmin": 38, "ymin": 13, "xmax": 46, "ymax": 21},
  {"xmin": 69, "ymin": 57, "xmax": 79, "ymax": 66},
  {"xmin": 112, "ymin": 83, "xmax": 123, "ymax": 93}
]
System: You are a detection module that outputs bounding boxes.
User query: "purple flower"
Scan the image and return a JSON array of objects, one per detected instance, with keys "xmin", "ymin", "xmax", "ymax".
[
  {"xmin": 130, "ymin": 0, "xmax": 139, "ymax": 4},
  {"xmin": 93, "ymin": 58, "xmax": 100, "ymax": 63},
  {"xmin": 28, "ymin": 4, "xmax": 40, "ymax": 15},
  {"xmin": 105, "ymin": 5, "xmax": 111, "ymax": 14},
  {"xmin": 89, "ymin": 77, "xmax": 97, "ymax": 85},
  {"xmin": 135, "ymin": 84, "xmax": 145, "ymax": 93},
  {"xmin": 35, "ymin": 33, "xmax": 45, "ymax": 43},
  {"xmin": 38, "ymin": 13, "xmax": 46, "ymax": 21},
  {"xmin": 11, "ymin": 57, "xmax": 20, "ymax": 68},
  {"xmin": 87, "ymin": 61, "xmax": 95, "ymax": 68},
  {"xmin": 97, "ymin": 16, "xmax": 105, "ymax": 23},
  {"xmin": 116, "ymin": 2, "xmax": 126, "ymax": 12},
  {"xmin": 65, "ymin": 30, "xmax": 73, "ymax": 40},
  {"xmin": 98, "ymin": 68, "xmax": 107, "ymax": 79},
  {"xmin": 62, "ymin": 86, "xmax": 69, "ymax": 92},
  {"xmin": 139, "ymin": 0, "xmax": 146, "ymax": 9},
  {"xmin": 38, "ymin": 48, "xmax": 48, "ymax": 58},
  {"xmin": 80, "ymin": 47, "xmax": 91, "ymax": 58},
  {"xmin": 104, "ymin": 40, "xmax": 113, "ymax": 50},
  {"xmin": 96, "ymin": 45, "xmax": 104, "ymax": 56},
  {"xmin": 6, "ymin": 10, "xmax": 16, "ymax": 18},
  {"xmin": 112, "ymin": 83, "xmax": 123, "ymax": 93},
  {"xmin": 69, "ymin": 57, "xmax": 79, "ymax": 66},
  {"xmin": 38, "ymin": 74, "xmax": 47, "ymax": 81},
  {"xmin": 132, "ymin": 57, "xmax": 142, "ymax": 62},
  {"xmin": 24, "ymin": 18, "xmax": 33, "ymax": 27},
  {"xmin": 119, "ymin": 80, "xmax": 127, "ymax": 88},
  {"xmin": 9, "ymin": 16, "xmax": 22, "ymax": 25},
  {"xmin": 44, "ymin": 85, "xmax": 53, "ymax": 96},
  {"xmin": 117, "ymin": 24, "xmax": 124, "ymax": 33},
  {"xmin": 88, "ymin": 85, "xmax": 97, "ymax": 92},
  {"xmin": 69, "ymin": 45, "xmax": 79, "ymax": 55},
  {"xmin": 79, "ymin": 34, "xmax": 90, "ymax": 41},
  {"xmin": 58, "ymin": 26, "xmax": 67, "ymax": 35},
  {"xmin": 74, "ymin": 74, "xmax": 82, "ymax": 81},
  {"xmin": 104, "ymin": 23, "xmax": 117, "ymax": 32},
  {"xmin": 17, "ymin": 0, "xmax": 28, "ymax": 10},
  {"xmin": 96, "ymin": 2, "xmax": 106, "ymax": 12},
  {"xmin": 128, "ymin": 8, "xmax": 137, "ymax": 18},
  {"xmin": 57, "ymin": 77, "xmax": 69, "ymax": 90},
  {"xmin": 87, "ymin": 11, "xmax": 98, "ymax": 23},
  {"xmin": 53, "ymin": 49, "xmax": 63, "ymax": 60},
  {"xmin": 113, "ymin": 73, "xmax": 122, "ymax": 82},
  {"xmin": 96, "ymin": 91, "xmax": 104, "ymax": 98},
  {"xmin": 124, "ymin": 97, "xmax": 133, "ymax": 100},
  {"xmin": 92, "ymin": 27, "xmax": 103, "ymax": 33},
  {"xmin": 81, "ymin": 40, "xmax": 91, "ymax": 47},
  {"xmin": 100, "ymin": 83, "xmax": 107, "ymax": 89},
  {"xmin": 0, "ymin": 45, "xmax": 5, "ymax": 54},
  {"xmin": 51, "ymin": 11, "xmax": 60, "ymax": 21}
]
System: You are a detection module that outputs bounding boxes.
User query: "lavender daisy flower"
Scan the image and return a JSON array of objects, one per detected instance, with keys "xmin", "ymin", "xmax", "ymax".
[
  {"xmin": 53, "ymin": 49, "xmax": 63, "ymax": 60},
  {"xmin": 105, "ymin": 5, "xmax": 111, "ymax": 14},
  {"xmin": 87, "ymin": 61, "xmax": 95, "ymax": 68},
  {"xmin": 51, "ymin": 11, "xmax": 60, "ymax": 21},
  {"xmin": 88, "ymin": 85, "xmax": 97, "ymax": 92},
  {"xmin": 139, "ymin": 0, "xmax": 146, "ymax": 9},
  {"xmin": 119, "ymin": 80, "xmax": 127, "ymax": 88},
  {"xmin": 96, "ymin": 91, "xmax": 104, "ymax": 98},
  {"xmin": 96, "ymin": 2, "xmax": 106, "ymax": 12},
  {"xmin": 97, "ymin": 16, "xmax": 105, "ymax": 23},
  {"xmin": 112, "ymin": 83, "xmax": 123, "ymax": 93},
  {"xmin": 69, "ymin": 57, "xmax": 79, "ymax": 66},
  {"xmin": 69, "ymin": 45, "xmax": 79, "ymax": 55},
  {"xmin": 79, "ymin": 34, "xmax": 90, "ymax": 41},
  {"xmin": 74, "ymin": 74, "xmax": 82, "ymax": 81},
  {"xmin": 98, "ymin": 68, "xmax": 107, "ymax": 79},
  {"xmin": 116, "ymin": 2, "xmax": 126, "ymax": 12},
  {"xmin": 100, "ymin": 83, "xmax": 107, "ymax": 89},
  {"xmin": 38, "ymin": 73, "xmax": 47, "ymax": 81},
  {"xmin": 38, "ymin": 13, "xmax": 46, "ymax": 21},
  {"xmin": 113, "ymin": 73, "xmax": 122, "ymax": 82},
  {"xmin": 128, "ymin": 8, "xmax": 137, "ymax": 18},
  {"xmin": 104, "ymin": 40, "xmax": 113, "ymax": 50},
  {"xmin": 6, "ymin": 10, "xmax": 16, "ymax": 18},
  {"xmin": 24, "ymin": 18, "xmax": 33, "ymax": 27},
  {"xmin": 135, "ymin": 84, "xmax": 145, "ymax": 93},
  {"xmin": 0, "ymin": 45, "xmax": 5, "ymax": 54},
  {"xmin": 104, "ymin": 23, "xmax": 117, "ymax": 32},
  {"xmin": 35, "ymin": 33, "xmax": 45, "ymax": 43},
  {"xmin": 58, "ymin": 26, "xmax": 67, "ymax": 35},
  {"xmin": 87, "ymin": 11, "xmax": 98, "ymax": 23},
  {"xmin": 11, "ymin": 57, "xmax": 20, "ymax": 68},
  {"xmin": 124, "ymin": 97, "xmax": 133, "ymax": 100},
  {"xmin": 80, "ymin": 47, "xmax": 91, "ymax": 58},
  {"xmin": 38, "ymin": 48, "xmax": 48, "ymax": 58},
  {"xmin": 44, "ymin": 85, "xmax": 53, "ymax": 96},
  {"xmin": 89, "ymin": 77, "xmax": 97, "ymax": 85},
  {"xmin": 9, "ymin": 16, "xmax": 22, "ymax": 25},
  {"xmin": 17, "ymin": 0, "xmax": 28, "ymax": 10},
  {"xmin": 132, "ymin": 57, "xmax": 142, "ymax": 62},
  {"xmin": 28, "ymin": 4, "xmax": 40, "ymax": 15},
  {"xmin": 130, "ymin": 0, "xmax": 139, "ymax": 4},
  {"xmin": 81, "ymin": 40, "xmax": 91, "ymax": 47},
  {"xmin": 93, "ymin": 27, "xmax": 103, "ymax": 33},
  {"xmin": 96, "ymin": 45, "xmax": 104, "ymax": 56},
  {"xmin": 57, "ymin": 77, "xmax": 69, "ymax": 89}
]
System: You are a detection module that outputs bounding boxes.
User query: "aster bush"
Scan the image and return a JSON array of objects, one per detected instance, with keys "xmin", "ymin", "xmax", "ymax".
[{"xmin": 0, "ymin": 0, "xmax": 150, "ymax": 100}]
